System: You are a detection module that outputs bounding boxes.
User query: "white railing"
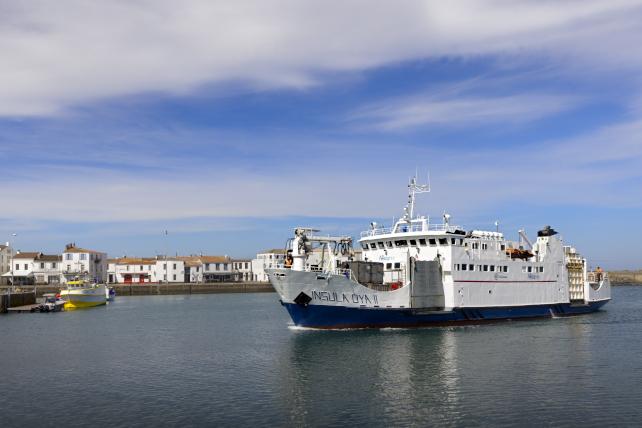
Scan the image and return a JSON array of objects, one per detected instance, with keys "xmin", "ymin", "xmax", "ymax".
[
  {"xmin": 588, "ymin": 271, "xmax": 608, "ymax": 283},
  {"xmin": 360, "ymin": 223, "xmax": 461, "ymax": 237}
]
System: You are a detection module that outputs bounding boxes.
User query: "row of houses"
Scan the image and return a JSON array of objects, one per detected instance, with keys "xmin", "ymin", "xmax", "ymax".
[
  {"xmin": 0, "ymin": 243, "xmax": 288, "ymax": 285},
  {"xmin": 1, "ymin": 240, "xmax": 363, "ymax": 286}
]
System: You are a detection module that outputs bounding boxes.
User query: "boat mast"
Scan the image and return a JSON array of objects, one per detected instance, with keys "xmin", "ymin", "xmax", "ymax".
[{"xmin": 403, "ymin": 173, "xmax": 430, "ymax": 222}]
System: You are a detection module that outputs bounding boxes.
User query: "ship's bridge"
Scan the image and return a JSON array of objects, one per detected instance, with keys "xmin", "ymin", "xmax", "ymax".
[{"xmin": 360, "ymin": 217, "xmax": 462, "ymax": 239}]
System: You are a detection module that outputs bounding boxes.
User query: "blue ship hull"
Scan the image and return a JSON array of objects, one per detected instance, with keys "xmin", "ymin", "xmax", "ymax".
[{"xmin": 282, "ymin": 300, "xmax": 609, "ymax": 329}]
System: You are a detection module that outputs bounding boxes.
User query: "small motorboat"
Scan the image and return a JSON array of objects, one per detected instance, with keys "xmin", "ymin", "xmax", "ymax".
[{"xmin": 31, "ymin": 293, "xmax": 66, "ymax": 313}]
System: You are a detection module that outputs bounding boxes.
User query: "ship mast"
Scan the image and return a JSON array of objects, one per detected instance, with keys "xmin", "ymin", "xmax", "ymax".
[{"xmin": 403, "ymin": 173, "xmax": 430, "ymax": 222}]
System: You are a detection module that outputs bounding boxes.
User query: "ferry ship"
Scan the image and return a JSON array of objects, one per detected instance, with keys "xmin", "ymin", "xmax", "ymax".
[{"xmin": 268, "ymin": 176, "xmax": 610, "ymax": 329}]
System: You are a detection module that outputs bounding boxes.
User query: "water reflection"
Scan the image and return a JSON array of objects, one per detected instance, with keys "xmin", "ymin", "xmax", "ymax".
[{"xmin": 279, "ymin": 327, "xmax": 466, "ymax": 426}]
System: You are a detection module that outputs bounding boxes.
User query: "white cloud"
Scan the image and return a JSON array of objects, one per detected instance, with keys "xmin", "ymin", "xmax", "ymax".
[
  {"xmin": 1, "ymin": 0, "xmax": 642, "ymax": 116},
  {"xmin": 349, "ymin": 92, "xmax": 580, "ymax": 131}
]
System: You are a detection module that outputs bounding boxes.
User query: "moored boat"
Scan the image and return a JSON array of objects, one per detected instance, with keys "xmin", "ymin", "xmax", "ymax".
[
  {"xmin": 60, "ymin": 279, "xmax": 107, "ymax": 309},
  {"xmin": 268, "ymin": 176, "xmax": 610, "ymax": 329}
]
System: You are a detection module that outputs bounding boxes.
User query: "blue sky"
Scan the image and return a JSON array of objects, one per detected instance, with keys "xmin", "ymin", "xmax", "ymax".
[{"xmin": 1, "ymin": 1, "xmax": 642, "ymax": 268}]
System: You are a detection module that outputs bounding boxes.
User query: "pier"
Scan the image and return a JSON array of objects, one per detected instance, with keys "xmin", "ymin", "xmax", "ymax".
[{"xmin": 0, "ymin": 290, "xmax": 37, "ymax": 313}]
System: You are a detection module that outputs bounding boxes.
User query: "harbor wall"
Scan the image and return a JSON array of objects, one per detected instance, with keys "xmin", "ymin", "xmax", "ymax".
[
  {"xmin": 608, "ymin": 271, "xmax": 642, "ymax": 284},
  {"xmin": 0, "ymin": 291, "xmax": 37, "ymax": 313},
  {"xmin": 1, "ymin": 282, "xmax": 274, "ymax": 298}
]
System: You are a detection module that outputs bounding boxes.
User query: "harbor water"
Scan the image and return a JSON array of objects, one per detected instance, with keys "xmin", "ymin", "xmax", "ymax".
[{"xmin": 1, "ymin": 286, "xmax": 641, "ymax": 427}]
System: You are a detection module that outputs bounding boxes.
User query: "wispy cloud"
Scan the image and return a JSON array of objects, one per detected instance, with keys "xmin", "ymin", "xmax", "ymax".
[
  {"xmin": 1, "ymin": 0, "xmax": 641, "ymax": 116},
  {"xmin": 349, "ymin": 92, "xmax": 580, "ymax": 131}
]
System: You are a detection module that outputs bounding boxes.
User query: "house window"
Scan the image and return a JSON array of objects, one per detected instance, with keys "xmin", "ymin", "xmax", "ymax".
[
  {"xmin": 500, "ymin": 244, "xmax": 506, "ymax": 251},
  {"xmin": 461, "ymin": 264, "xmax": 467, "ymax": 271},
  {"xmin": 24, "ymin": 264, "xmax": 28, "ymax": 270},
  {"xmin": 15, "ymin": 263, "xmax": 19, "ymax": 270},
  {"xmin": 482, "ymin": 243, "xmax": 488, "ymax": 250},
  {"xmin": 140, "ymin": 265, "xmax": 144, "ymax": 271},
  {"xmin": 163, "ymin": 264, "xmax": 167, "ymax": 269},
  {"xmin": 173, "ymin": 274, "xmax": 176, "ymax": 281},
  {"xmin": 527, "ymin": 266, "xmax": 532, "ymax": 273},
  {"xmin": 455, "ymin": 264, "xmax": 460, "ymax": 271},
  {"xmin": 245, "ymin": 263, "xmax": 249, "ymax": 269},
  {"xmin": 459, "ymin": 239, "xmax": 464, "ymax": 245},
  {"xmin": 80, "ymin": 254, "xmax": 87, "ymax": 260},
  {"xmin": 419, "ymin": 239, "xmax": 426, "ymax": 246},
  {"xmin": 40, "ymin": 263, "xmax": 45, "ymax": 269},
  {"xmin": 490, "ymin": 265, "xmax": 495, "ymax": 272},
  {"xmin": 66, "ymin": 254, "xmax": 72, "ymax": 260},
  {"xmin": 126, "ymin": 266, "xmax": 130, "ymax": 271},
  {"xmin": 173, "ymin": 264, "xmax": 177, "ymax": 269},
  {"xmin": 216, "ymin": 263, "xmax": 220, "ymax": 271},
  {"xmin": 205, "ymin": 263, "xmax": 210, "ymax": 270},
  {"xmin": 469, "ymin": 264, "xmax": 474, "ymax": 271},
  {"xmin": 539, "ymin": 267, "xmax": 544, "ymax": 273},
  {"xmin": 472, "ymin": 242, "xmax": 479, "ymax": 249},
  {"xmin": 224, "ymin": 264, "xmax": 228, "ymax": 271},
  {"xmin": 52, "ymin": 263, "xmax": 56, "ymax": 268}
]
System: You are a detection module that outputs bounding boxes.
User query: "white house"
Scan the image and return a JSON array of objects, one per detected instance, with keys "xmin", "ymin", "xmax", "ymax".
[
  {"xmin": 3, "ymin": 251, "xmax": 62, "ymax": 285},
  {"xmin": 251, "ymin": 249, "xmax": 286, "ymax": 282},
  {"xmin": 0, "ymin": 243, "xmax": 15, "ymax": 285},
  {"xmin": 107, "ymin": 257, "xmax": 186, "ymax": 284},
  {"xmin": 198, "ymin": 256, "xmax": 234, "ymax": 282},
  {"xmin": 61, "ymin": 243, "xmax": 107, "ymax": 283},
  {"xmin": 232, "ymin": 259, "xmax": 253, "ymax": 282}
]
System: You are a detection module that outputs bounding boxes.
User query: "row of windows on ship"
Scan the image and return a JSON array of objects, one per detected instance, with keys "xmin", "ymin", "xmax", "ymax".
[
  {"xmin": 361, "ymin": 237, "xmax": 505, "ymax": 251},
  {"xmin": 454, "ymin": 264, "xmax": 545, "ymax": 273}
]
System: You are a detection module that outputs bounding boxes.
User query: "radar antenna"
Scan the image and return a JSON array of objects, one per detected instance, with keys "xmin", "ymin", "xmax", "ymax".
[{"xmin": 403, "ymin": 172, "xmax": 430, "ymax": 221}]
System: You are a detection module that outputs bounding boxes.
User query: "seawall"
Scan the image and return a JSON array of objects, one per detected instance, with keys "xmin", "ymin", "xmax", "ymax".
[
  {"xmin": 609, "ymin": 271, "xmax": 642, "ymax": 284},
  {"xmin": 1, "ymin": 282, "xmax": 274, "ymax": 297}
]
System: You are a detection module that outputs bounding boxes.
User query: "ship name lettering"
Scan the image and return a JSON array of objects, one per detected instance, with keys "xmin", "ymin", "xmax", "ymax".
[{"xmin": 310, "ymin": 290, "xmax": 377, "ymax": 305}]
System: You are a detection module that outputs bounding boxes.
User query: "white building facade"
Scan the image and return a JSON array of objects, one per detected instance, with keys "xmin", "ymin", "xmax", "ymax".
[
  {"xmin": 3, "ymin": 252, "xmax": 62, "ymax": 285},
  {"xmin": 62, "ymin": 244, "xmax": 107, "ymax": 283},
  {"xmin": 252, "ymin": 249, "xmax": 286, "ymax": 282},
  {"xmin": 0, "ymin": 243, "xmax": 15, "ymax": 285},
  {"xmin": 232, "ymin": 259, "xmax": 253, "ymax": 282}
]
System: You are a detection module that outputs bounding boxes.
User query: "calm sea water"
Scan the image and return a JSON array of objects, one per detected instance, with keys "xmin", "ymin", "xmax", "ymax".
[{"xmin": 1, "ymin": 286, "xmax": 641, "ymax": 427}]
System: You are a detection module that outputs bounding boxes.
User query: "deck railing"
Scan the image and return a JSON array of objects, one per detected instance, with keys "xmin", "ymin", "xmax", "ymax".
[
  {"xmin": 360, "ymin": 223, "xmax": 461, "ymax": 237},
  {"xmin": 588, "ymin": 271, "xmax": 608, "ymax": 283}
]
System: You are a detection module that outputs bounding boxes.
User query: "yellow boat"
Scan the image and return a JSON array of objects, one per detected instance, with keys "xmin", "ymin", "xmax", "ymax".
[{"xmin": 60, "ymin": 280, "xmax": 107, "ymax": 309}]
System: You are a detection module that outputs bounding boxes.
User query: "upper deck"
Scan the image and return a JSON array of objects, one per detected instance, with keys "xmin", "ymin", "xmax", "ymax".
[{"xmin": 360, "ymin": 217, "xmax": 462, "ymax": 239}]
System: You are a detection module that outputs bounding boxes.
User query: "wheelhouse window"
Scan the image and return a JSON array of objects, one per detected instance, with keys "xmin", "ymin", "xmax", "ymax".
[
  {"xmin": 394, "ymin": 240, "xmax": 408, "ymax": 247},
  {"xmin": 503, "ymin": 266, "xmax": 509, "ymax": 273},
  {"xmin": 539, "ymin": 266, "xmax": 544, "ymax": 273},
  {"xmin": 490, "ymin": 265, "xmax": 495, "ymax": 272},
  {"xmin": 454, "ymin": 264, "xmax": 460, "ymax": 271},
  {"xmin": 377, "ymin": 242, "xmax": 385, "ymax": 249},
  {"xmin": 394, "ymin": 262, "xmax": 401, "ymax": 269},
  {"xmin": 419, "ymin": 239, "xmax": 426, "ymax": 246},
  {"xmin": 386, "ymin": 263, "xmax": 392, "ymax": 269},
  {"xmin": 386, "ymin": 241, "xmax": 393, "ymax": 248},
  {"xmin": 461, "ymin": 264, "xmax": 467, "ymax": 271},
  {"xmin": 483, "ymin": 265, "xmax": 488, "ymax": 272},
  {"xmin": 469, "ymin": 264, "xmax": 474, "ymax": 271},
  {"xmin": 369, "ymin": 243, "xmax": 377, "ymax": 249},
  {"xmin": 409, "ymin": 239, "xmax": 417, "ymax": 246},
  {"xmin": 361, "ymin": 243, "xmax": 368, "ymax": 250},
  {"xmin": 428, "ymin": 238, "xmax": 436, "ymax": 245},
  {"xmin": 451, "ymin": 238, "xmax": 456, "ymax": 245},
  {"xmin": 438, "ymin": 238, "xmax": 447, "ymax": 245}
]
